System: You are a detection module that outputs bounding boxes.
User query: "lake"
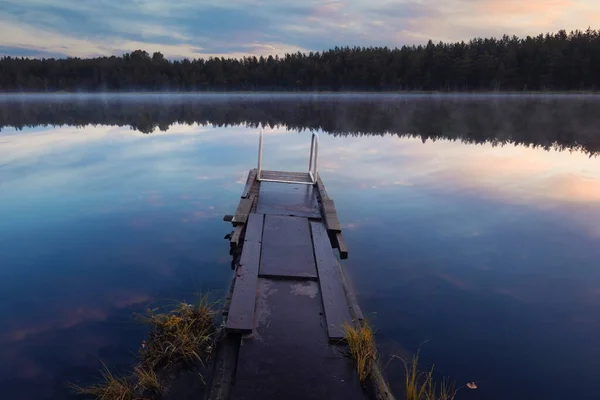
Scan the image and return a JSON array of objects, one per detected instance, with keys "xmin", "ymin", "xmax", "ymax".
[{"xmin": 1, "ymin": 94, "xmax": 600, "ymax": 400}]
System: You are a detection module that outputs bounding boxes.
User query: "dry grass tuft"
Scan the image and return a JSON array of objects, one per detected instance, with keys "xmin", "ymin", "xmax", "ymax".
[
  {"xmin": 402, "ymin": 350, "xmax": 458, "ymax": 400},
  {"xmin": 343, "ymin": 321, "xmax": 377, "ymax": 384},
  {"xmin": 139, "ymin": 295, "xmax": 218, "ymax": 371},
  {"xmin": 70, "ymin": 362, "xmax": 135, "ymax": 400},
  {"xmin": 133, "ymin": 365, "xmax": 161, "ymax": 394},
  {"xmin": 73, "ymin": 294, "xmax": 219, "ymax": 399}
]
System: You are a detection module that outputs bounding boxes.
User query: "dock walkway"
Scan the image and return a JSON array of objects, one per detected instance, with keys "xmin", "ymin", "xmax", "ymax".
[{"xmin": 212, "ymin": 166, "xmax": 366, "ymax": 400}]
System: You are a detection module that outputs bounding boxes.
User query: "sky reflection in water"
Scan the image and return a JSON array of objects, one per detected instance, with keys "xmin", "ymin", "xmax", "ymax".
[{"xmin": 1, "ymin": 120, "xmax": 600, "ymax": 399}]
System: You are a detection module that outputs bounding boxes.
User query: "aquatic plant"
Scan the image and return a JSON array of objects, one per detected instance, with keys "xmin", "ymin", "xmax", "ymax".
[
  {"xmin": 70, "ymin": 362, "xmax": 135, "ymax": 400},
  {"xmin": 343, "ymin": 321, "xmax": 378, "ymax": 384},
  {"xmin": 400, "ymin": 348, "xmax": 476, "ymax": 400},
  {"xmin": 72, "ymin": 294, "xmax": 219, "ymax": 399},
  {"xmin": 133, "ymin": 365, "xmax": 161, "ymax": 394},
  {"xmin": 138, "ymin": 295, "xmax": 218, "ymax": 371}
]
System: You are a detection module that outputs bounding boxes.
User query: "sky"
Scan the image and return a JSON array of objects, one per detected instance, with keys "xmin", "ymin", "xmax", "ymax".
[{"xmin": 1, "ymin": 0, "xmax": 600, "ymax": 59}]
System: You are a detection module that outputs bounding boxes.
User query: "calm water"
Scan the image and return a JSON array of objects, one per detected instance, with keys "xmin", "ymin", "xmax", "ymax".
[{"xmin": 1, "ymin": 95, "xmax": 600, "ymax": 400}]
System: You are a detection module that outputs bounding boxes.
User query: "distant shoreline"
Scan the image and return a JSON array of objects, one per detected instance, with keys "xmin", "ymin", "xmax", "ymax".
[{"xmin": 1, "ymin": 91, "xmax": 599, "ymax": 98}]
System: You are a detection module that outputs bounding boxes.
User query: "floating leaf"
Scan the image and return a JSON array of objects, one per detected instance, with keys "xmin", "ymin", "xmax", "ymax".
[{"xmin": 466, "ymin": 382, "xmax": 478, "ymax": 389}]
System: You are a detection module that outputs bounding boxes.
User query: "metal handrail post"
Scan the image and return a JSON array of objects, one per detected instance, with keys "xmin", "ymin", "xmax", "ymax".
[
  {"xmin": 256, "ymin": 130, "xmax": 319, "ymax": 185},
  {"xmin": 312, "ymin": 133, "xmax": 319, "ymax": 182},
  {"xmin": 308, "ymin": 133, "xmax": 319, "ymax": 183},
  {"xmin": 308, "ymin": 133, "xmax": 315, "ymax": 171},
  {"xmin": 257, "ymin": 129, "xmax": 263, "ymax": 180}
]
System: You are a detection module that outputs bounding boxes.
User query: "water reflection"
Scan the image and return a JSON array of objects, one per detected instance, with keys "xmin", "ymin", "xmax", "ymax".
[
  {"xmin": 0, "ymin": 98, "xmax": 599, "ymax": 400},
  {"xmin": 1, "ymin": 94, "xmax": 600, "ymax": 154}
]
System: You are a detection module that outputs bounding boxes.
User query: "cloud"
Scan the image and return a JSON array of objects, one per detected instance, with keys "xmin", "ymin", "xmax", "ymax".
[
  {"xmin": 0, "ymin": 3, "xmax": 307, "ymax": 59},
  {"xmin": 436, "ymin": 151, "xmax": 600, "ymax": 206},
  {"xmin": 5, "ymin": 119, "xmax": 600, "ymax": 209},
  {"xmin": 0, "ymin": 292, "xmax": 151, "ymax": 344},
  {"xmin": 316, "ymin": 132, "xmax": 600, "ymax": 210},
  {"xmin": 542, "ymin": 174, "xmax": 600, "ymax": 203},
  {"xmin": 1, "ymin": 0, "xmax": 599, "ymax": 59},
  {"xmin": 0, "ymin": 122, "xmax": 293, "ymax": 206},
  {"xmin": 0, "ymin": 15, "xmax": 202, "ymax": 59},
  {"xmin": 475, "ymin": 0, "xmax": 571, "ymax": 16}
]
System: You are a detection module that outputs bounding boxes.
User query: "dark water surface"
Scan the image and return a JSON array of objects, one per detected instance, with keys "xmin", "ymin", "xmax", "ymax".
[{"xmin": 1, "ymin": 95, "xmax": 600, "ymax": 400}]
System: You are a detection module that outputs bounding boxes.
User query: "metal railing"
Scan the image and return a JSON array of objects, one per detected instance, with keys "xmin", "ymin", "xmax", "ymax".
[
  {"xmin": 308, "ymin": 132, "xmax": 319, "ymax": 183},
  {"xmin": 257, "ymin": 130, "xmax": 319, "ymax": 185}
]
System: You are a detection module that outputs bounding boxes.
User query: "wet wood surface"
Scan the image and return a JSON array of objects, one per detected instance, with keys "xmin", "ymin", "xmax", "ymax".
[
  {"xmin": 224, "ymin": 171, "xmax": 363, "ymax": 398},
  {"xmin": 230, "ymin": 224, "xmax": 244, "ymax": 249},
  {"xmin": 232, "ymin": 194, "xmax": 255, "ymax": 225},
  {"xmin": 335, "ymin": 232, "xmax": 348, "ymax": 259},
  {"xmin": 243, "ymin": 213, "xmax": 264, "ymax": 243},
  {"xmin": 260, "ymin": 170, "xmax": 313, "ymax": 183},
  {"xmin": 322, "ymin": 199, "xmax": 342, "ymax": 232},
  {"xmin": 225, "ymin": 213, "xmax": 264, "ymax": 333},
  {"xmin": 316, "ymin": 176, "xmax": 329, "ymax": 200},
  {"xmin": 310, "ymin": 221, "xmax": 353, "ymax": 341},
  {"xmin": 256, "ymin": 182, "xmax": 321, "ymax": 218},
  {"xmin": 241, "ymin": 169, "xmax": 257, "ymax": 199},
  {"xmin": 315, "ymin": 176, "xmax": 348, "ymax": 257},
  {"xmin": 231, "ymin": 279, "xmax": 365, "ymax": 400},
  {"xmin": 260, "ymin": 215, "xmax": 318, "ymax": 279}
]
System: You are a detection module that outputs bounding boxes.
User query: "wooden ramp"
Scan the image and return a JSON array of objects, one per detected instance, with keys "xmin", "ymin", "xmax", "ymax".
[{"xmin": 218, "ymin": 169, "xmax": 364, "ymax": 400}]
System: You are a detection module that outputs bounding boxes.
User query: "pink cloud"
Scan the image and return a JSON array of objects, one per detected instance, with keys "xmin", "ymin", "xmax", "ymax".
[
  {"xmin": 541, "ymin": 174, "xmax": 600, "ymax": 203},
  {"xmin": 474, "ymin": 0, "xmax": 572, "ymax": 16},
  {"xmin": 0, "ymin": 293, "xmax": 152, "ymax": 344},
  {"xmin": 311, "ymin": 1, "xmax": 344, "ymax": 18}
]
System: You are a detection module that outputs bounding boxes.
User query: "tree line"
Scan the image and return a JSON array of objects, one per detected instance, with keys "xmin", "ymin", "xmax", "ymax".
[
  {"xmin": 1, "ymin": 96, "xmax": 598, "ymax": 155},
  {"xmin": 1, "ymin": 29, "xmax": 600, "ymax": 92}
]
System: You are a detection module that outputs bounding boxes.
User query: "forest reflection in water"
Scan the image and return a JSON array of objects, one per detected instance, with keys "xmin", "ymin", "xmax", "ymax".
[{"xmin": 1, "ymin": 93, "xmax": 599, "ymax": 155}]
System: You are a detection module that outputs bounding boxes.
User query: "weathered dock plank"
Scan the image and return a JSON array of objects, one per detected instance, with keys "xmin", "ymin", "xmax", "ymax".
[
  {"xmin": 231, "ymin": 278, "xmax": 365, "ymax": 400},
  {"xmin": 310, "ymin": 221, "xmax": 353, "ymax": 341},
  {"xmin": 249, "ymin": 179, "xmax": 260, "ymax": 213},
  {"xmin": 256, "ymin": 181, "xmax": 321, "ymax": 218},
  {"xmin": 230, "ymin": 224, "xmax": 245, "ymax": 249},
  {"xmin": 335, "ymin": 258, "xmax": 364, "ymax": 322},
  {"xmin": 260, "ymin": 215, "xmax": 317, "ymax": 279},
  {"xmin": 225, "ymin": 213, "xmax": 264, "ymax": 333},
  {"xmin": 260, "ymin": 170, "xmax": 313, "ymax": 183},
  {"xmin": 335, "ymin": 232, "xmax": 349, "ymax": 260},
  {"xmin": 322, "ymin": 199, "xmax": 342, "ymax": 232},
  {"xmin": 316, "ymin": 176, "xmax": 329, "ymax": 201},
  {"xmin": 241, "ymin": 169, "xmax": 257, "ymax": 199},
  {"xmin": 262, "ymin": 170, "xmax": 309, "ymax": 178},
  {"xmin": 243, "ymin": 213, "xmax": 264, "ymax": 243},
  {"xmin": 232, "ymin": 194, "xmax": 255, "ymax": 225}
]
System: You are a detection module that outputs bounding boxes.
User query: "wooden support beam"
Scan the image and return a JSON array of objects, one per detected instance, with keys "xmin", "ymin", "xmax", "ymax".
[
  {"xmin": 230, "ymin": 224, "xmax": 245, "ymax": 249},
  {"xmin": 225, "ymin": 213, "xmax": 264, "ymax": 333},
  {"xmin": 335, "ymin": 232, "xmax": 348, "ymax": 259},
  {"xmin": 322, "ymin": 199, "xmax": 342, "ymax": 232},
  {"xmin": 316, "ymin": 176, "xmax": 330, "ymax": 201},
  {"xmin": 232, "ymin": 194, "xmax": 255, "ymax": 225},
  {"xmin": 336, "ymin": 259, "xmax": 363, "ymax": 322},
  {"xmin": 241, "ymin": 169, "xmax": 257, "ymax": 199}
]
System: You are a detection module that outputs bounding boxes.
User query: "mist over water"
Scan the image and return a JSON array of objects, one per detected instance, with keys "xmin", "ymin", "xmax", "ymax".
[
  {"xmin": 1, "ymin": 94, "xmax": 599, "ymax": 400},
  {"xmin": 2, "ymin": 93, "xmax": 599, "ymax": 155}
]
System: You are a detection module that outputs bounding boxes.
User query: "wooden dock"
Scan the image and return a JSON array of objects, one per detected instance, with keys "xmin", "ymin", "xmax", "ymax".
[{"xmin": 208, "ymin": 168, "xmax": 367, "ymax": 400}]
